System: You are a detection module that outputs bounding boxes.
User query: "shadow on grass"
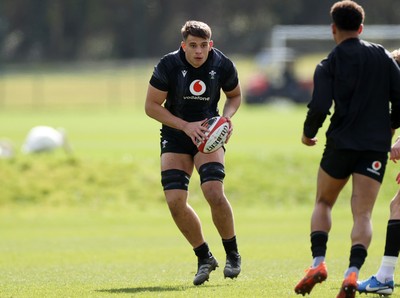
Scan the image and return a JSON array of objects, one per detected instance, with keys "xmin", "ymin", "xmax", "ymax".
[
  {"xmin": 97, "ymin": 286, "xmax": 183, "ymax": 294},
  {"xmin": 97, "ymin": 284, "xmax": 221, "ymax": 294}
]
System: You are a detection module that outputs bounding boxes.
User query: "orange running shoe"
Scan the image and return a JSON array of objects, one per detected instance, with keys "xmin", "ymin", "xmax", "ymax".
[
  {"xmin": 336, "ymin": 272, "xmax": 358, "ymax": 298},
  {"xmin": 294, "ymin": 262, "xmax": 328, "ymax": 295}
]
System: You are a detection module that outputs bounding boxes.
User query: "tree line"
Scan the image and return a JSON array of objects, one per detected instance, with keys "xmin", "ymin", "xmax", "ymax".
[{"xmin": 0, "ymin": 0, "xmax": 399, "ymax": 62}]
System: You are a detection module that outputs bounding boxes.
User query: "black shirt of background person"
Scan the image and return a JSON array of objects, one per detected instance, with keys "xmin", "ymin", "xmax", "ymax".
[{"xmin": 304, "ymin": 38, "xmax": 400, "ymax": 152}]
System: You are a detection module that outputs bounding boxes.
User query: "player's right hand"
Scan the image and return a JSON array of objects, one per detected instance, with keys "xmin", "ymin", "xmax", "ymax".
[{"xmin": 183, "ymin": 119, "xmax": 208, "ymax": 145}]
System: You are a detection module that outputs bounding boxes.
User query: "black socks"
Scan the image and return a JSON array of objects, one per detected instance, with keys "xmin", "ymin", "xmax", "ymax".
[
  {"xmin": 349, "ymin": 244, "xmax": 367, "ymax": 269},
  {"xmin": 384, "ymin": 220, "xmax": 400, "ymax": 257},
  {"xmin": 194, "ymin": 242, "xmax": 212, "ymax": 259},
  {"xmin": 310, "ymin": 231, "xmax": 328, "ymax": 258},
  {"xmin": 222, "ymin": 236, "xmax": 239, "ymax": 255}
]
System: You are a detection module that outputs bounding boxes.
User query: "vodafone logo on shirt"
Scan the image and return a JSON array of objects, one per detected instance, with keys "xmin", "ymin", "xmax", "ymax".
[
  {"xmin": 184, "ymin": 79, "xmax": 210, "ymax": 101},
  {"xmin": 189, "ymin": 80, "xmax": 206, "ymax": 96}
]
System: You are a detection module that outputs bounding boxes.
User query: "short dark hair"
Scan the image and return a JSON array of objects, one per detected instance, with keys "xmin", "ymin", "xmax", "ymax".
[
  {"xmin": 330, "ymin": 0, "xmax": 365, "ymax": 31},
  {"xmin": 181, "ymin": 20, "xmax": 212, "ymax": 41}
]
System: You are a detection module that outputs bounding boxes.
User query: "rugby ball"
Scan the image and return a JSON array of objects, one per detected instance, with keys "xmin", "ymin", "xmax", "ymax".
[{"xmin": 196, "ymin": 116, "xmax": 230, "ymax": 153}]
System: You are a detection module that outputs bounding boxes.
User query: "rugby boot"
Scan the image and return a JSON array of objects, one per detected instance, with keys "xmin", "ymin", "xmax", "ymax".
[
  {"xmin": 224, "ymin": 252, "xmax": 241, "ymax": 279},
  {"xmin": 193, "ymin": 256, "xmax": 218, "ymax": 285},
  {"xmin": 358, "ymin": 275, "xmax": 394, "ymax": 295},
  {"xmin": 337, "ymin": 272, "xmax": 357, "ymax": 298},
  {"xmin": 294, "ymin": 262, "xmax": 328, "ymax": 295}
]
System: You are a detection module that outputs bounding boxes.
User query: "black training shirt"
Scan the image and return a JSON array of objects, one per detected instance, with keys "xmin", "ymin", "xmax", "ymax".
[
  {"xmin": 150, "ymin": 47, "xmax": 239, "ymax": 132},
  {"xmin": 304, "ymin": 38, "xmax": 400, "ymax": 152}
]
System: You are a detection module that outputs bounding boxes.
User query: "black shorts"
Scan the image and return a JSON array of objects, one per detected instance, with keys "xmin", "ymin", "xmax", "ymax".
[
  {"xmin": 320, "ymin": 145, "xmax": 388, "ymax": 183},
  {"xmin": 160, "ymin": 128, "xmax": 199, "ymax": 157}
]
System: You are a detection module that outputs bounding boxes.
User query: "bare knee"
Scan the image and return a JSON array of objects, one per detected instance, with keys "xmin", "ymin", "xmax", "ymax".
[
  {"xmin": 165, "ymin": 192, "xmax": 188, "ymax": 217},
  {"xmin": 161, "ymin": 169, "xmax": 191, "ymax": 217},
  {"xmin": 198, "ymin": 162, "xmax": 227, "ymax": 205},
  {"xmin": 201, "ymin": 182, "xmax": 224, "ymax": 202},
  {"xmin": 315, "ymin": 197, "xmax": 335, "ymax": 209}
]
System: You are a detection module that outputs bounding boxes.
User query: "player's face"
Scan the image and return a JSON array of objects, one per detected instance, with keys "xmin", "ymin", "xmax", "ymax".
[{"xmin": 181, "ymin": 35, "xmax": 213, "ymax": 68}]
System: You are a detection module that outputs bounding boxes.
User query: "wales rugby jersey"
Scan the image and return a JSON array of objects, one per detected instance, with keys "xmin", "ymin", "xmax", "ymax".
[{"xmin": 150, "ymin": 47, "xmax": 239, "ymax": 132}]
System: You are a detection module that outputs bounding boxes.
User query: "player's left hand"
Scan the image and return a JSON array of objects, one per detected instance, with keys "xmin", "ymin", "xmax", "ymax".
[
  {"xmin": 301, "ymin": 134, "xmax": 317, "ymax": 146},
  {"xmin": 390, "ymin": 136, "xmax": 400, "ymax": 163},
  {"xmin": 224, "ymin": 116, "xmax": 233, "ymax": 144}
]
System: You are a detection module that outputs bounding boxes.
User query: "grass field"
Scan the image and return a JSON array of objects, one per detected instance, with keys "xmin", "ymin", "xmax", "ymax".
[
  {"xmin": 0, "ymin": 204, "xmax": 394, "ymax": 298},
  {"xmin": 0, "ymin": 59, "xmax": 399, "ymax": 297}
]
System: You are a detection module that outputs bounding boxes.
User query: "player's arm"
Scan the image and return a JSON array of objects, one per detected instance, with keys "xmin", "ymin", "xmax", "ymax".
[
  {"xmin": 390, "ymin": 135, "xmax": 400, "ymax": 163},
  {"xmin": 222, "ymin": 84, "xmax": 241, "ymax": 119},
  {"xmin": 222, "ymin": 84, "xmax": 241, "ymax": 143},
  {"xmin": 389, "ymin": 49, "xmax": 400, "ymax": 182},
  {"xmin": 145, "ymin": 84, "xmax": 208, "ymax": 144},
  {"xmin": 390, "ymin": 134, "xmax": 400, "ymax": 184},
  {"xmin": 302, "ymin": 62, "xmax": 332, "ymax": 146},
  {"xmin": 390, "ymin": 48, "xmax": 400, "ymax": 131}
]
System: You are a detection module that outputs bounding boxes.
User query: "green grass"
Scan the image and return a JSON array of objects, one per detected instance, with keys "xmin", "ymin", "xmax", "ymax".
[
  {"xmin": 0, "ymin": 204, "xmax": 394, "ymax": 297},
  {"xmin": 1, "ymin": 105, "xmax": 398, "ymax": 207},
  {"xmin": 0, "ymin": 105, "xmax": 345, "ymax": 206}
]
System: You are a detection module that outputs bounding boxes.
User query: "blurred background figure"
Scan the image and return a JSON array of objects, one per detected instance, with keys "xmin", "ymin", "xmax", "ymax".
[
  {"xmin": 22, "ymin": 126, "xmax": 72, "ymax": 154},
  {"xmin": 245, "ymin": 59, "xmax": 312, "ymax": 104},
  {"xmin": 0, "ymin": 139, "xmax": 14, "ymax": 158}
]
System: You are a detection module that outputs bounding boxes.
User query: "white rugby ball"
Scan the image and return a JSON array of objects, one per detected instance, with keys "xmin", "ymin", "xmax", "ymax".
[{"xmin": 196, "ymin": 116, "xmax": 230, "ymax": 153}]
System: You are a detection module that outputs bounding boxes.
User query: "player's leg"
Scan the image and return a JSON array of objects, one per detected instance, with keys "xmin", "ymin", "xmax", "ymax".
[
  {"xmin": 358, "ymin": 189, "xmax": 400, "ymax": 295},
  {"xmin": 311, "ymin": 167, "xmax": 348, "ymax": 232},
  {"xmin": 338, "ymin": 151, "xmax": 388, "ymax": 298},
  {"xmin": 390, "ymin": 187, "xmax": 400, "ymax": 218},
  {"xmin": 162, "ymin": 152, "xmax": 202, "ymax": 246},
  {"xmin": 161, "ymin": 152, "xmax": 218, "ymax": 285},
  {"xmin": 295, "ymin": 167, "xmax": 348, "ymax": 295},
  {"xmin": 194, "ymin": 148, "xmax": 241, "ymax": 279},
  {"xmin": 376, "ymin": 191, "xmax": 400, "ymax": 281},
  {"xmin": 195, "ymin": 150, "xmax": 234, "ymax": 239},
  {"xmin": 335, "ymin": 173, "xmax": 381, "ymax": 298},
  {"xmin": 349, "ymin": 173, "xmax": 381, "ymax": 255}
]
